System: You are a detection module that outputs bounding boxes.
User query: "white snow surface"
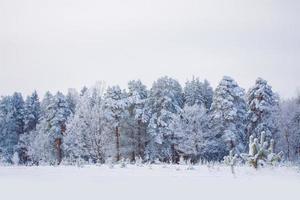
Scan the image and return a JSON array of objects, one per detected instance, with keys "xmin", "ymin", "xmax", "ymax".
[{"xmin": 0, "ymin": 164, "xmax": 299, "ymax": 200}]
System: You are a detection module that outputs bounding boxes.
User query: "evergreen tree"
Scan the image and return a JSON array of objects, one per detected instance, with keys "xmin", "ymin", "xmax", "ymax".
[
  {"xmin": 145, "ymin": 76, "xmax": 184, "ymax": 162},
  {"xmin": 104, "ymin": 85, "xmax": 128, "ymax": 162},
  {"xmin": 29, "ymin": 92, "xmax": 71, "ymax": 165},
  {"xmin": 202, "ymin": 80, "xmax": 214, "ymax": 109},
  {"xmin": 17, "ymin": 91, "xmax": 41, "ymax": 164},
  {"xmin": 0, "ymin": 93, "xmax": 24, "ymax": 162},
  {"xmin": 80, "ymin": 86, "xmax": 88, "ymax": 97},
  {"xmin": 207, "ymin": 76, "xmax": 247, "ymax": 160},
  {"xmin": 66, "ymin": 88, "xmax": 79, "ymax": 115},
  {"xmin": 184, "ymin": 77, "xmax": 213, "ymax": 109},
  {"xmin": 40, "ymin": 92, "xmax": 53, "ymax": 117},
  {"xmin": 246, "ymin": 78, "xmax": 280, "ymax": 140},
  {"xmin": 122, "ymin": 80, "xmax": 148, "ymax": 161}
]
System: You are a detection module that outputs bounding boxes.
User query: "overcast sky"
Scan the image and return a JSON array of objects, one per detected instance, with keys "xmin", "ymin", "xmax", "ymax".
[{"xmin": 0, "ymin": 0, "xmax": 299, "ymax": 98}]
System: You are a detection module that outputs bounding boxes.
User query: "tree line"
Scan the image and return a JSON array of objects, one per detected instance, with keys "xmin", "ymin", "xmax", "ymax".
[{"xmin": 0, "ymin": 76, "xmax": 299, "ymax": 165}]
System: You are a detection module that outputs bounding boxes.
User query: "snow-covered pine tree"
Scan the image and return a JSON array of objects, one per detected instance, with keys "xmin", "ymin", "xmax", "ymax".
[
  {"xmin": 29, "ymin": 92, "xmax": 71, "ymax": 165},
  {"xmin": 48, "ymin": 92, "xmax": 71, "ymax": 164},
  {"xmin": 80, "ymin": 86, "xmax": 88, "ymax": 97},
  {"xmin": 202, "ymin": 80, "xmax": 214, "ymax": 109},
  {"xmin": 145, "ymin": 76, "xmax": 184, "ymax": 162},
  {"xmin": 171, "ymin": 104, "xmax": 207, "ymax": 162},
  {"xmin": 104, "ymin": 85, "xmax": 128, "ymax": 162},
  {"xmin": 122, "ymin": 80, "xmax": 148, "ymax": 161},
  {"xmin": 184, "ymin": 77, "xmax": 213, "ymax": 109},
  {"xmin": 184, "ymin": 78, "xmax": 205, "ymax": 107},
  {"xmin": 40, "ymin": 91, "xmax": 53, "ymax": 117},
  {"xmin": 0, "ymin": 96, "xmax": 11, "ymax": 160},
  {"xmin": 206, "ymin": 76, "xmax": 247, "ymax": 161},
  {"xmin": 64, "ymin": 83, "xmax": 112, "ymax": 164},
  {"xmin": 17, "ymin": 91, "xmax": 41, "ymax": 164},
  {"xmin": 0, "ymin": 93, "xmax": 25, "ymax": 163},
  {"xmin": 246, "ymin": 78, "xmax": 280, "ymax": 141},
  {"xmin": 23, "ymin": 91, "xmax": 41, "ymax": 133},
  {"xmin": 0, "ymin": 98, "xmax": 4, "ymax": 161},
  {"xmin": 66, "ymin": 88, "xmax": 79, "ymax": 115}
]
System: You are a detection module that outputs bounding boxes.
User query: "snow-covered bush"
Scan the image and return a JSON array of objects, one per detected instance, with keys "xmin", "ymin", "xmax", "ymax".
[
  {"xmin": 106, "ymin": 157, "xmax": 115, "ymax": 169},
  {"xmin": 120, "ymin": 158, "xmax": 128, "ymax": 168},
  {"xmin": 240, "ymin": 132, "xmax": 283, "ymax": 168},
  {"xmin": 223, "ymin": 150, "xmax": 239, "ymax": 174},
  {"xmin": 186, "ymin": 159, "xmax": 194, "ymax": 170},
  {"xmin": 135, "ymin": 156, "xmax": 143, "ymax": 167}
]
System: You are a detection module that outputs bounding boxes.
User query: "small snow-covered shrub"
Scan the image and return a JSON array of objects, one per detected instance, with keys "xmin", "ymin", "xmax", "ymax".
[
  {"xmin": 120, "ymin": 158, "xmax": 129, "ymax": 168},
  {"xmin": 240, "ymin": 132, "xmax": 283, "ymax": 168},
  {"xmin": 12, "ymin": 152, "xmax": 19, "ymax": 165},
  {"xmin": 223, "ymin": 150, "xmax": 238, "ymax": 174},
  {"xmin": 135, "ymin": 156, "xmax": 143, "ymax": 167},
  {"xmin": 186, "ymin": 159, "xmax": 194, "ymax": 170}
]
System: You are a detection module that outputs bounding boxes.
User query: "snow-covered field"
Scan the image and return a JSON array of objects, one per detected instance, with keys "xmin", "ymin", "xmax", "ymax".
[{"xmin": 0, "ymin": 164, "xmax": 299, "ymax": 200}]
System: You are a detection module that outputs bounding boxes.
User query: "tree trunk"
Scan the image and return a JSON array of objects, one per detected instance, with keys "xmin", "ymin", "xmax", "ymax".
[
  {"xmin": 55, "ymin": 138, "xmax": 62, "ymax": 165},
  {"xmin": 285, "ymin": 131, "xmax": 290, "ymax": 160},
  {"xmin": 115, "ymin": 126, "xmax": 120, "ymax": 162},
  {"xmin": 131, "ymin": 151, "xmax": 135, "ymax": 162},
  {"xmin": 137, "ymin": 119, "xmax": 142, "ymax": 159},
  {"xmin": 171, "ymin": 134, "xmax": 176, "ymax": 163},
  {"xmin": 131, "ymin": 130, "xmax": 136, "ymax": 162}
]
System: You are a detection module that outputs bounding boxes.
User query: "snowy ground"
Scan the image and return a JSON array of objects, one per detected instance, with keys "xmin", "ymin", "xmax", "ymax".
[{"xmin": 0, "ymin": 164, "xmax": 299, "ymax": 200}]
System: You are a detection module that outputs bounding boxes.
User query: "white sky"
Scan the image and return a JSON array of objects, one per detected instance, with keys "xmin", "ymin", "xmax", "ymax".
[{"xmin": 0, "ymin": 0, "xmax": 300, "ymax": 98}]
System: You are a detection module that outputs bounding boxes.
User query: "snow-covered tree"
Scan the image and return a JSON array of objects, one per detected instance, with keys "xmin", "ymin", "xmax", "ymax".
[
  {"xmin": 64, "ymin": 83, "xmax": 112, "ymax": 164},
  {"xmin": 104, "ymin": 85, "xmax": 128, "ymax": 162},
  {"xmin": 23, "ymin": 91, "xmax": 41, "ymax": 133},
  {"xmin": 121, "ymin": 80, "xmax": 148, "ymax": 161},
  {"xmin": 66, "ymin": 88, "xmax": 79, "ymax": 115},
  {"xmin": 27, "ymin": 121, "xmax": 53, "ymax": 165},
  {"xmin": 207, "ymin": 76, "xmax": 247, "ymax": 160},
  {"xmin": 246, "ymin": 78, "xmax": 280, "ymax": 141},
  {"xmin": 40, "ymin": 92, "xmax": 53, "ymax": 117},
  {"xmin": 145, "ymin": 76, "xmax": 184, "ymax": 162},
  {"xmin": 278, "ymin": 98, "xmax": 300, "ymax": 160},
  {"xmin": 202, "ymin": 80, "xmax": 214, "ymax": 109},
  {"xmin": 80, "ymin": 86, "xmax": 88, "ymax": 97},
  {"xmin": 29, "ymin": 92, "xmax": 71, "ymax": 165},
  {"xmin": 184, "ymin": 78, "xmax": 213, "ymax": 109},
  {"xmin": 171, "ymin": 105, "xmax": 208, "ymax": 162},
  {"xmin": 17, "ymin": 91, "xmax": 41, "ymax": 164},
  {"xmin": 0, "ymin": 93, "xmax": 24, "ymax": 163}
]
